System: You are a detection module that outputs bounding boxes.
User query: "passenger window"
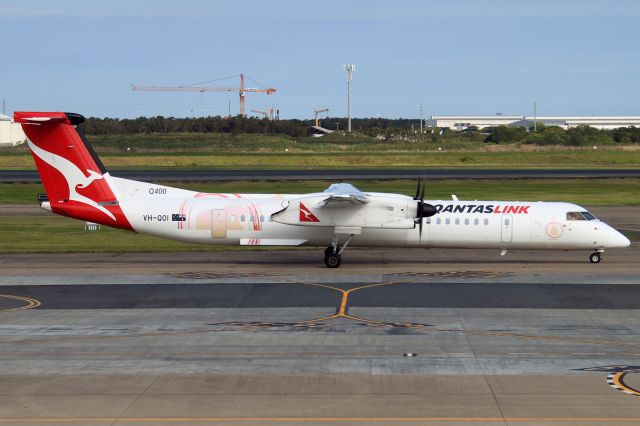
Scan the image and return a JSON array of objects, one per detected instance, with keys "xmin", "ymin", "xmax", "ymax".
[
  {"xmin": 464, "ymin": 218, "xmax": 469, "ymax": 225},
  {"xmin": 241, "ymin": 215, "xmax": 246, "ymax": 222},
  {"xmin": 566, "ymin": 212, "xmax": 586, "ymax": 221},
  {"xmin": 436, "ymin": 218, "xmax": 441, "ymax": 225},
  {"xmin": 426, "ymin": 218, "xmax": 431, "ymax": 224},
  {"xmin": 250, "ymin": 216, "xmax": 254, "ymax": 222},
  {"xmin": 455, "ymin": 218, "xmax": 460, "ymax": 225},
  {"xmin": 484, "ymin": 218, "xmax": 489, "ymax": 225},
  {"xmin": 260, "ymin": 215, "xmax": 265, "ymax": 222},
  {"xmin": 474, "ymin": 218, "xmax": 479, "ymax": 225},
  {"xmin": 445, "ymin": 218, "xmax": 450, "ymax": 225},
  {"xmin": 505, "ymin": 218, "xmax": 510, "ymax": 226}
]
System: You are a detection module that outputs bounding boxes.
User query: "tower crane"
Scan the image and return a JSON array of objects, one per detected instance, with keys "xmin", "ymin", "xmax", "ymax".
[
  {"xmin": 314, "ymin": 108, "xmax": 329, "ymax": 127},
  {"xmin": 132, "ymin": 74, "xmax": 276, "ymax": 117}
]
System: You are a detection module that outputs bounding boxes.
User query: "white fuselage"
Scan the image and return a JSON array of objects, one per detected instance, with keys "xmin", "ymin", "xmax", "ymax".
[{"xmin": 110, "ymin": 177, "xmax": 630, "ymax": 252}]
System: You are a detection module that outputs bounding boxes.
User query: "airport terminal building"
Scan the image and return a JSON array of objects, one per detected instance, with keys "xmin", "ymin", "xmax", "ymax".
[{"xmin": 428, "ymin": 115, "xmax": 640, "ymax": 130}]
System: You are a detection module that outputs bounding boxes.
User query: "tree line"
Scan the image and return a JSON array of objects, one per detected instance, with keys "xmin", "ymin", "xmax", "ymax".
[
  {"xmin": 80, "ymin": 116, "xmax": 640, "ymax": 146},
  {"xmin": 482, "ymin": 124, "xmax": 640, "ymax": 146},
  {"xmin": 81, "ymin": 116, "xmax": 423, "ymax": 137}
]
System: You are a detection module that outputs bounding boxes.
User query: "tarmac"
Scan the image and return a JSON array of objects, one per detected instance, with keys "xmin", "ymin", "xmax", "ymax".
[{"xmin": 0, "ymin": 206, "xmax": 639, "ymax": 425}]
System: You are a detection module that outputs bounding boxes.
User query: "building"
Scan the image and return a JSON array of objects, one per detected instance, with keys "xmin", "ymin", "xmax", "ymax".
[
  {"xmin": 427, "ymin": 115, "xmax": 524, "ymax": 130},
  {"xmin": 0, "ymin": 114, "xmax": 27, "ymax": 146},
  {"xmin": 428, "ymin": 115, "xmax": 640, "ymax": 131},
  {"xmin": 512, "ymin": 116, "xmax": 640, "ymax": 130}
]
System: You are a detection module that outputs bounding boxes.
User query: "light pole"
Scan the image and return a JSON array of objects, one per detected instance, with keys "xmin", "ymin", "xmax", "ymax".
[{"xmin": 343, "ymin": 64, "xmax": 355, "ymax": 132}]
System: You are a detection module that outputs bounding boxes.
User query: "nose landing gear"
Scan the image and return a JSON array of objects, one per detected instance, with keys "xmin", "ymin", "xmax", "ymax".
[{"xmin": 589, "ymin": 251, "xmax": 603, "ymax": 263}]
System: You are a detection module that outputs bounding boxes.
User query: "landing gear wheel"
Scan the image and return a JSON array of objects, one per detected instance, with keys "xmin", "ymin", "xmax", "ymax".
[
  {"xmin": 589, "ymin": 252, "xmax": 601, "ymax": 264},
  {"xmin": 324, "ymin": 253, "xmax": 342, "ymax": 268}
]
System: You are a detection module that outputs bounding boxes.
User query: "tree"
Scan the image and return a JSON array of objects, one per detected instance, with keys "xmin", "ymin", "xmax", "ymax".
[
  {"xmin": 566, "ymin": 126, "xmax": 613, "ymax": 146},
  {"xmin": 484, "ymin": 126, "xmax": 527, "ymax": 143}
]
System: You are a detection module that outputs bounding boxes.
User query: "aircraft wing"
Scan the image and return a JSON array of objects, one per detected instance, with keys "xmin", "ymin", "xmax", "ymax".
[{"xmin": 318, "ymin": 183, "xmax": 369, "ymax": 206}]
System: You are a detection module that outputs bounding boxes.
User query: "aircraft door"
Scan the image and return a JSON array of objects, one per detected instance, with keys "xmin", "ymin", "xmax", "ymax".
[
  {"xmin": 501, "ymin": 214, "xmax": 513, "ymax": 243},
  {"xmin": 211, "ymin": 209, "xmax": 227, "ymax": 238}
]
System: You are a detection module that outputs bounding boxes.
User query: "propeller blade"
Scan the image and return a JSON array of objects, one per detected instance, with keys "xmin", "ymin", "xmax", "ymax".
[
  {"xmin": 418, "ymin": 215, "xmax": 423, "ymax": 240},
  {"xmin": 414, "ymin": 178, "xmax": 422, "ymax": 200},
  {"xmin": 420, "ymin": 176, "xmax": 426, "ymax": 202}
]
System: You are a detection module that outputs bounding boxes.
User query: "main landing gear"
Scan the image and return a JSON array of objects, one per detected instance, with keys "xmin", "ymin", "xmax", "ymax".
[
  {"xmin": 324, "ymin": 249, "xmax": 341, "ymax": 268},
  {"xmin": 324, "ymin": 234, "xmax": 355, "ymax": 268}
]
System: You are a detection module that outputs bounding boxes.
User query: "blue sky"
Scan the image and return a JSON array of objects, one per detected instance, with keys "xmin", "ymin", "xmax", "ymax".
[{"xmin": 1, "ymin": 0, "xmax": 639, "ymax": 119}]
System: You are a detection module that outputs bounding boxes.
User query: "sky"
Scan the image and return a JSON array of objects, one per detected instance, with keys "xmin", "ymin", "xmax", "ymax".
[{"xmin": 1, "ymin": 0, "xmax": 639, "ymax": 119}]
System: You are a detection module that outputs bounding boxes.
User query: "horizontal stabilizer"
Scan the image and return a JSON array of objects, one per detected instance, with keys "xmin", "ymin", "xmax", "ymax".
[{"xmin": 15, "ymin": 116, "xmax": 68, "ymax": 124}]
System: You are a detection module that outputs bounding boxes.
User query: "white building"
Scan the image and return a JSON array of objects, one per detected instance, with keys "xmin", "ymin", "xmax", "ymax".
[
  {"xmin": 428, "ymin": 115, "xmax": 640, "ymax": 130},
  {"xmin": 0, "ymin": 114, "xmax": 27, "ymax": 146},
  {"xmin": 427, "ymin": 115, "xmax": 524, "ymax": 130},
  {"xmin": 526, "ymin": 116, "xmax": 640, "ymax": 130}
]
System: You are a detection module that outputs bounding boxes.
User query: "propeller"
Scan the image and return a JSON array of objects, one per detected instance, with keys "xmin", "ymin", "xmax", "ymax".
[{"xmin": 413, "ymin": 176, "xmax": 438, "ymax": 239}]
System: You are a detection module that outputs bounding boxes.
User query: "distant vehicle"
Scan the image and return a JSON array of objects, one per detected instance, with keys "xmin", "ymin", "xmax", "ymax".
[{"xmin": 15, "ymin": 111, "xmax": 630, "ymax": 267}]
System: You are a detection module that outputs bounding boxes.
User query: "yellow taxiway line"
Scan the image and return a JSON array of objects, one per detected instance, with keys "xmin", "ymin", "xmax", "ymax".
[{"xmin": 0, "ymin": 294, "xmax": 41, "ymax": 312}]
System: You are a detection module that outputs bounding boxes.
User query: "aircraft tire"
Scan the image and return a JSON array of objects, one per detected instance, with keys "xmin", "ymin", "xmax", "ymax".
[
  {"xmin": 589, "ymin": 252, "xmax": 601, "ymax": 263},
  {"xmin": 324, "ymin": 253, "xmax": 342, "ymax": 268}
]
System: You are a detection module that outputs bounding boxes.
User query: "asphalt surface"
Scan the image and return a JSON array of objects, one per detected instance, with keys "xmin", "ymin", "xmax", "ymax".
[
  {"xmin": 2, "ymin": 254, "xmax": 640, "ymax": 425},
  {"xmin": 3, "ymin": 168, "xmax": 640, "ymax": 182},
  {"xmin": 3, "ymin": 282, "xmax": 640, "ymax": 310}
]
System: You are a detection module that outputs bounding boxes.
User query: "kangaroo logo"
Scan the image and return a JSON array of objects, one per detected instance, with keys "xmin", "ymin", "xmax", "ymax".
[
  {"xmin": 299, "ymin": 202, "xmax": 320, "ymax": 223},
  {"xmin": 28, "ymin": 140, "xmax": 116, "ymax": 221}
]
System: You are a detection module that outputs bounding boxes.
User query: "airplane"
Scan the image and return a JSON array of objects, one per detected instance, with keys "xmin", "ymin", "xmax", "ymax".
[{"xmin": 15, "ymin": 111, "xmax": 631, "ymax": 268}]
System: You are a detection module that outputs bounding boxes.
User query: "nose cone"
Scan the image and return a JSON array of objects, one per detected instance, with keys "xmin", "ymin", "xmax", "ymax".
[{"xmin": 610, "ymin": 229, "xmax": 631, "ymax": 248}]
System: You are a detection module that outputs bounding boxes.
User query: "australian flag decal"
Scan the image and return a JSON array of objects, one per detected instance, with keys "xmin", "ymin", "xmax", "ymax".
[{"xmin": 172, "ymin": 213, "xmax": 186, "ymax": 222}]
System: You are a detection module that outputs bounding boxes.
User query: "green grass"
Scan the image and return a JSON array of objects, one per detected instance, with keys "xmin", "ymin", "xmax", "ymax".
[
  {"xmin": 2, "ymin": 133, "xmax": 640, "ymax": 169},
  {"xmin": 2, "ymin": 150, "xmax": 640, "ymax": 170}
]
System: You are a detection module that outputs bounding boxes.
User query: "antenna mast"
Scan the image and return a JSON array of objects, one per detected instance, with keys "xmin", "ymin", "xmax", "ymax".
[{"xmin": 343, "ymin": 64, "xmax": 355, "ymax": 132}]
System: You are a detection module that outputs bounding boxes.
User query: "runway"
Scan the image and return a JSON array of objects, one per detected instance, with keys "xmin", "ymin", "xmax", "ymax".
[
  {"xmin": 1, "ymin": 244, "xmax": 640, "ymax": 425},
  {"xmin": 3, "ymin": 167, "xmax": 640, "ymax": 182}
]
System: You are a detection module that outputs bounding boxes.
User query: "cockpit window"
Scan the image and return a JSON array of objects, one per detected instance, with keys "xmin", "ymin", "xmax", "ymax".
[
  {"xmin": 566, "ymin": 212, "xmax": 586, "ymax": 221},
  {"xmin": 566, "ymin": 211, "xmax": 597, "ymax": 221}
]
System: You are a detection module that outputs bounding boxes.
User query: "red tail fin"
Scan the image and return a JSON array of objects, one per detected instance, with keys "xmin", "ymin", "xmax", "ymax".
[{"xmin": 15, "ymin": 112, "xmax": 133, "ymax": 230}]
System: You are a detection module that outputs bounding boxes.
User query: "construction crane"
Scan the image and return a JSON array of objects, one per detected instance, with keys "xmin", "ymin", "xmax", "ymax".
[
  {"xmin": 314, "ymin": 108, "xmax": 329, "ymax": 127},
  {"xmin": 132, "ymin": 74, "xmax": 276, "ymax": 117},
  {"xmin": 251, "ymin": 108, "xmax": 274, "ymax": 120}
]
